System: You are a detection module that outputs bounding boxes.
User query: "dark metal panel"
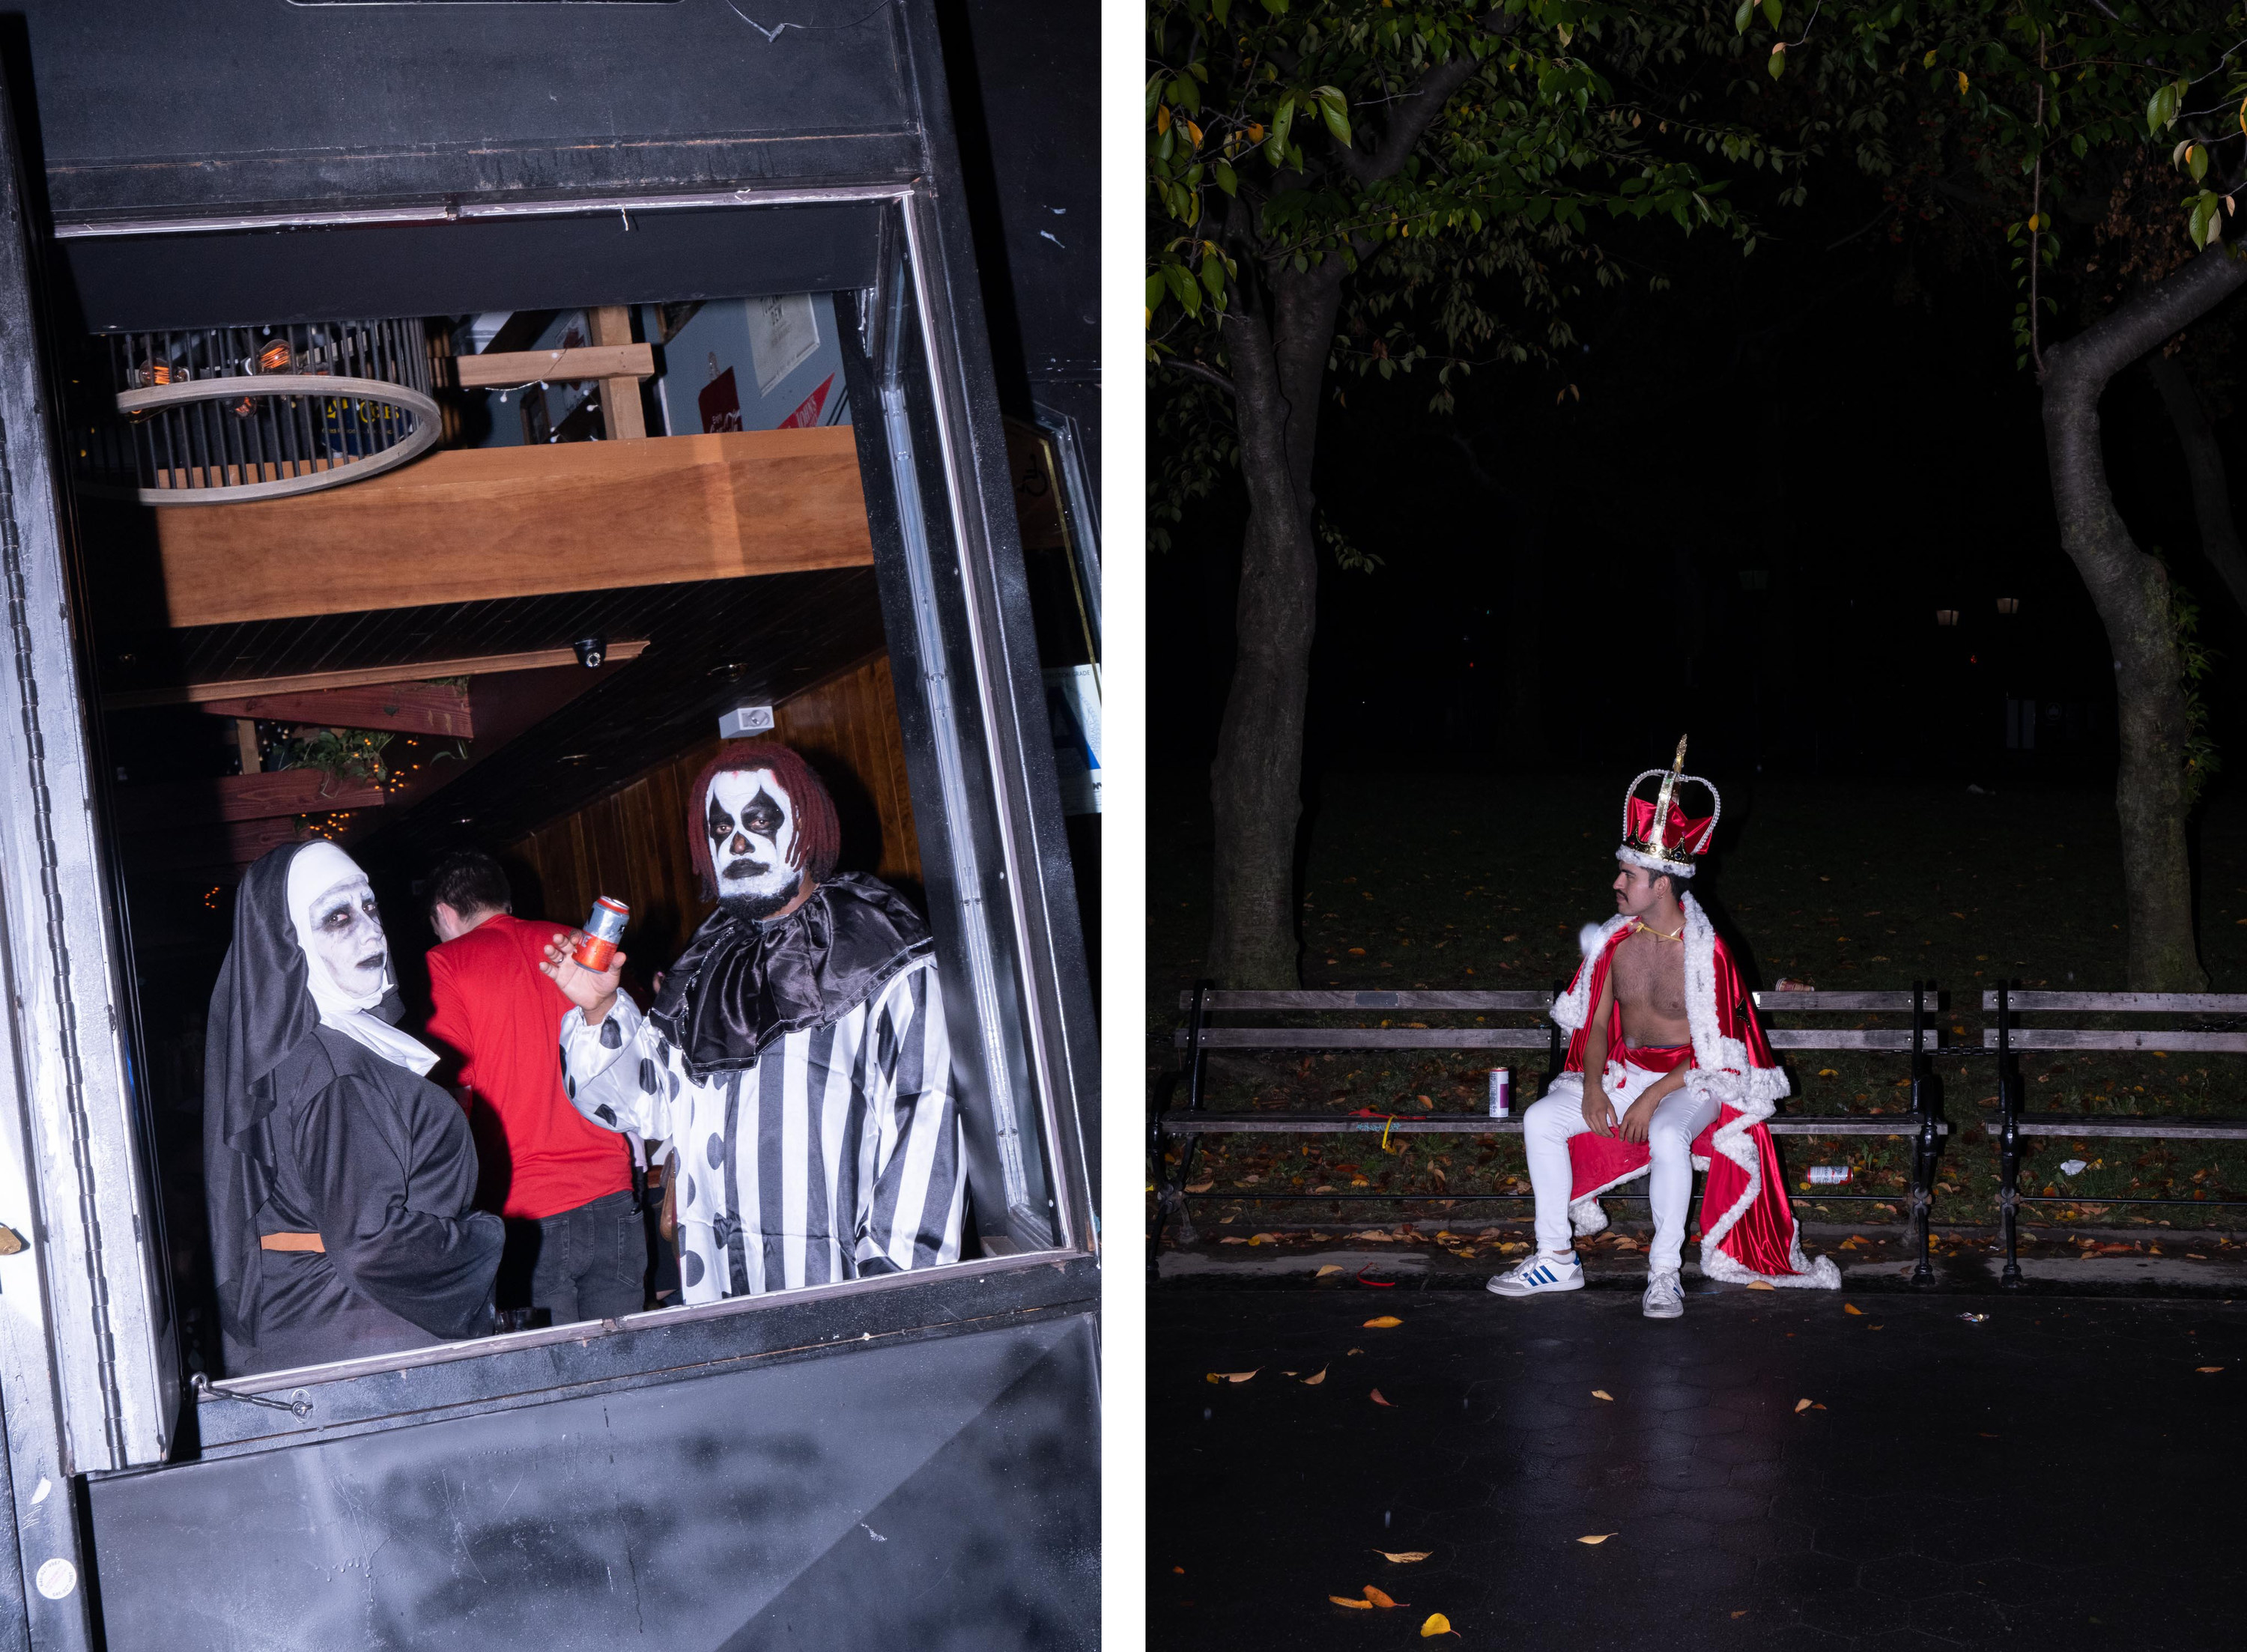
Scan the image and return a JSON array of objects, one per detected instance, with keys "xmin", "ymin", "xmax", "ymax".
[
  {"xmin": 87, "ymin": 1308, "xmax": 1099, "ymax": 1652},
  {"xmin": 10, "ymin": 1, "xmax": 921, "ymax": 222},
  {"xmin": 891, "ymin": 6, "xmax": 1100, "ymax": 1227},
  {"xmin": 59, "ymin": 205, "xmax": 886, "ymax": 334},
  {"xmin": 189, "ymin": 1253, "xmax": 1096, "ymax": 1453}
]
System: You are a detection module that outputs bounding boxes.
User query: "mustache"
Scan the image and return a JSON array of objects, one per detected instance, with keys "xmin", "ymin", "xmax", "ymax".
[{"xmin": 720, "ymin": 856, "xmax": 777, "ymax": 879}]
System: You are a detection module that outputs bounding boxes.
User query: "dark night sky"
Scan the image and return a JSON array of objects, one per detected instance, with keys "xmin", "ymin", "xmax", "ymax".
[{"xmin": 1149, "ymin": 155, "xmax": 2247, "ymax": 800}]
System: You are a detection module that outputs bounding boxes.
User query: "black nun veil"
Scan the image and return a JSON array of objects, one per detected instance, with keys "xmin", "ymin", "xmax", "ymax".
[{"xmin": 202, "ymin": 843, "xmax": 411, "ymax": 1348}]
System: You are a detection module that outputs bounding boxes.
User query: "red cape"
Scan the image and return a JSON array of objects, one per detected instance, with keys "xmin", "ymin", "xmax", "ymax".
[{"xmin": 1550, "ymin": 894, "xmax": 1837, "ymax": 1288}]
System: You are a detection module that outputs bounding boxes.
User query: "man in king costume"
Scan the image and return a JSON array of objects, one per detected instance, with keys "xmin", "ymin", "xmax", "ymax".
[
  {"xmin": 1488, "ymin": 741, "xmax": 1839, "ymax": 1317},
  {"xmin": 542, "ymin": 741, "xmax": 965, "ymax": 1302}
]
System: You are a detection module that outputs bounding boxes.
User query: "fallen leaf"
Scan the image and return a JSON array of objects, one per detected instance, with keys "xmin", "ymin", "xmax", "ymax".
[
  {"xmin": 1363, "ymin": 1585, "xmax": 1404, "ymax": 1609},
  {"xmin": 1419, "ymin": 1614, "xmax": 1455, "ymax": 1639},
  {"xmin": 1183, "ymin": 1180, "xmax": 1213, "ymax": 1193},
  {"xmin": 1364, "ymin": 1316, "xmax": 1404, "ymax": 1328},
  {"xmin": 1794, "ymin": 1399, "xmax": 1814, "ymax": 1414},
  {"xmin": 1732, "ymin": 1611, "xmax": 1748, "ymax": 1619},
  {"xmin": 1373, "ymin": 1550, "xmax": 1432, "ymax": 1564},
  {"xmin": 1303, "ymin": 1367, "xmax": 1327, "ymax": 1385},
  {"xmin": 2198, "ymin": 1365, "xmax": 2225, "ymax": 1373},
  {"xmin": 1371, "ymin": 1388, "xmax": 1395, "ymax": 1406},
  {"xmin": 1315, "ymin": 1264, "xmax": 1344, "ymax": 1278},
  {"xmin": 1747, "ymin": 1281, "xmax": 1777, "ymax": 1291},
  {"xmin": 1591, "ymin": 1389, "xmax": 1614, "ymax": 1402},
  {"xmin": 1249, "ymin": 1233, "xmax": 1279, "ymax": 1245},
  {"xmin": 1173, "ymin": 1567, "xmax": 1185, "ymax": 1574},
  {"xmin": 1204, "ymin": 1369, "xmax": 1259, "ymax": 1384},
  {"xmin": 1576, "ymin": 1533, "xmax": 1617, "ymax": 1545},
  {"xmin": 1329, "ymin": 1594, "xmax": 1373, "ymax": 1609},
  {"xmin": 1347, "ymin": 1347, "xmax": 1365, "ymax": 1355},
  {"xmin": 1219, "ymin": 1237, "xmax": 1249, "ymax": 1245},
  {"xmin": 1843, "ymin": 1304, "xmax": 1864, "ymax": 1317}
]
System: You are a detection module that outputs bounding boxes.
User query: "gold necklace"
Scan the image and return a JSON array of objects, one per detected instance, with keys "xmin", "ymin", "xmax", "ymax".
[{"xmin": 1631, "ymin": 918, "xmax": 1685, "ymax": 943}]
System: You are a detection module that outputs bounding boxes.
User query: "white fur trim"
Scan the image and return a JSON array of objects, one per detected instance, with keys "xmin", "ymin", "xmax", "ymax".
[
  {"xmin": 1551, "ymin": 915, "xmax": 1630, "ymax": 1033},
  {"xmin": 1577, "ymin": 922, "xmax": 1607, "ymax": 959},
  {"xmin": 1676, "ymin": 893, "xmax": 1832, "ymax": 1287},
  {"xmin": 1616, "ymin": 844, "xmax": 1696, "ymax": 877},
  {"xmin": 1568, "ymin": 1197, "xmax": 1610, "ymax": 1238}
]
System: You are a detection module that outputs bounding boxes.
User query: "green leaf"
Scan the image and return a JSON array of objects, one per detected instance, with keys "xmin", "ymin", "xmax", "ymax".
[
  {"xmin": 1762, "ymin": 0, "xmax": 1782, "ymax": 27},
  {"xmin": 1768, "ymin": 43, "xmax": 1785, "ymax": 79},
  {"xmin": 1275, "ymin": 97, "xmax": 1297, "ymax": 151},
  {"xmin": 1734, "ymin": 0, "xmax": 1754, "ymax": 33},
  {"xmin": 1321, "ymin": 99, "xmax": 1352, "ymax": 147},
  {"xmin": 2191, "ymin": 144, "xmax": 2210, "ymax": 184},
  {"xmin": 2070, "ymin": 133, "xmax": 2087, "ymax": 159},
  {"xmin": 1145, "ymin": 73, "xmax": 1164, "ymax": 125},
  {"xmin": 1146, "ymin": 273, "xmax": 1165, "ymax": 314},
  {"xmin": 1212, "ymin": 0, "xmax": 1229, "ymax": 22},
  {"xmin": 1200, "ymin": 257, "xmax": 1226, "ymax": 300},
  {"xmin": 1215, "ymin": 159, "xmax": 1237, "ymax": 195}
]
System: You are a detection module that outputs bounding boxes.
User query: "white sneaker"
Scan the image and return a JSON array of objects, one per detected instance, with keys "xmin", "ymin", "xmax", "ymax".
[
  {"xmin": 1642, "ymin": 1269, "xmax": 1685, "ymax": 1319},
  {"xmin": 1487, "ymin": 1251, "xmax": 1583, "ymax": 1297}
]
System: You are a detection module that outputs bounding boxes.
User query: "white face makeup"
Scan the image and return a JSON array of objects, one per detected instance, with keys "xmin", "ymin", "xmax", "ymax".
[
  {"xmin": 303, "ymin": 873, "xmax": 389, "ymax": 999},
  {"xmin": 707, "ymin": 768, "xmax": 800, "ymax": 909}
]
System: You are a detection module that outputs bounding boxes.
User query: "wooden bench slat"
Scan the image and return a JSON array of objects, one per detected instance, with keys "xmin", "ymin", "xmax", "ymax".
[
  {"xmin": 1159, "ymin": 1113, "xmax": 1523, "ymax": 1135},
  {"xmin": 1765, "ymin": 1030, "xmax": 1924, "ymax": 1051},
  {"xmin": 2015, "ymin": 1113, "xmax": 2247, "ymax": 1140},
  {"xmin": 1752, "ymin": 991, "xmax": 1927, "ymax": 1012},
  {"xmin": 1980, "ymin": 991, "xmax": 2247, "ymax": 1012},
  {"xmin": 1176, "ymin": 1027, "xmax": 1550, "ymax": 1051},
  {"xmin": 1178, "ymin": 989, "xmax": 1554, "ymax": 1011},
  {"xmin": 1156, "ymin": 1112, "xmax": 1943, "ymax": 1138},
  {"xmin": 1980, "ymin": 1029, "xmax": 2247, "ymax": 1052}
]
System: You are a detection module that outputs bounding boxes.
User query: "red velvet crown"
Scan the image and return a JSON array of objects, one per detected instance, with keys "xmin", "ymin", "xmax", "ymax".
[{"xmin": 1617, "ymin": 736, "xmax": 1721, "ymax": 877}]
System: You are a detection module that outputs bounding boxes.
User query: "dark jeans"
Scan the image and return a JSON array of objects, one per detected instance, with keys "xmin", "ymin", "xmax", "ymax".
[{"xmin": 498, "ymin": 1189, "xmax": 647, "ymax": 1324}]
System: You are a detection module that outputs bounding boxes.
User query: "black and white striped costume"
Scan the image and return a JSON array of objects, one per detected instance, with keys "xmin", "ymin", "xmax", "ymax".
[{"xmin": 560, "ymin": 881, "xmax": 964, "ymax": 1302}]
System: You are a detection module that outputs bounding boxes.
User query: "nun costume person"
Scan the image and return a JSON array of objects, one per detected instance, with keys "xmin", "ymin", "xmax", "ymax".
[{"xmin": 204, "ymin": 841, "xmax": 504, "ymax": 1376}]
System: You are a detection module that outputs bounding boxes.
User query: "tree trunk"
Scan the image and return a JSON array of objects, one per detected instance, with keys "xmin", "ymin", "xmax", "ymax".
[
  {"xmin": 2042, "ymin": 247, "xmax": 2247, "ymax": 989},
  {"xmin": 1205, "ymin": 262, "xmax": 1347, "ymax": 986},
  {"xmin": 2144, "ymin": 345, "xmax": 2247, "ymax": 621}
]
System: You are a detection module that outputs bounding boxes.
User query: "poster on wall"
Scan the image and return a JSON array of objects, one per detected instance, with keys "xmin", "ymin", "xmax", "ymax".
[{"xmin": 750, "ymin": 294, "xmax": 820, "ymax": 395}]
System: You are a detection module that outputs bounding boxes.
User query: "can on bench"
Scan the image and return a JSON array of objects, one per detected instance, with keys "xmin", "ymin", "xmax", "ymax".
[
  {"xmin": 1488, "ymin": 1067, "xmax": 1511, "ymax": 1119},
  {"xmin": 572, "ymin": 896, "xmax": 630, "ymax": 972}
]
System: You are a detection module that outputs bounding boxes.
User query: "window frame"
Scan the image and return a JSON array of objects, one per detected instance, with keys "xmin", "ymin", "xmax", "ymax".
[{"xmin": 22, "ymin": 180, "xmax": 1097, "ymax": 1462}]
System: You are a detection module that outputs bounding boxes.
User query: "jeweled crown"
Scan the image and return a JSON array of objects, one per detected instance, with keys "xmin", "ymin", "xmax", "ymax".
[{"xmin": 1617, "ymin": 735, "xmax": 1720, "ymax": 878}]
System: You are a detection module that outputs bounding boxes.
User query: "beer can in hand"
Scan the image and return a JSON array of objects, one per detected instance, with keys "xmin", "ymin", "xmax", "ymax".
[
  {"xmin": 1488, "ymin": 1068, "xmax": 1511, "ymax": 1119},
  {"xmin": 572, "ymin": 896, "xmax": 630, "ymax": 971}
]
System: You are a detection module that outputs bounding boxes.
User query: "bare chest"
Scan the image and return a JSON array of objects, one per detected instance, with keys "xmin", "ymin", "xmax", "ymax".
[{"xmin": 1610, "ymin": 935, "xmax": 1688, "ymax": 1030}]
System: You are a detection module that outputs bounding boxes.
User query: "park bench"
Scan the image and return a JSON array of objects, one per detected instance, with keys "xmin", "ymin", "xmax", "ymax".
[
  {"xmin": 1986, "ymin": 984, "xmax": 2247, "ymax": 1287},
  {"xmin": 1150, "ymin": 983, "xmax": 1953, "ymax": 1283}
]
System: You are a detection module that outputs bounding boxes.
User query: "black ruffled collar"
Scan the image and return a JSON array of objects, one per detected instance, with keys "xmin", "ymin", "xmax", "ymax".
[{"xmin": 646, "ymin": 872, "xmax": 934, "ymax": 1081}]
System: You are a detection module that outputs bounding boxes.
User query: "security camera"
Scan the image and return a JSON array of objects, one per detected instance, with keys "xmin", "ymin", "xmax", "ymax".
[{"xmin": 572, "ymin": 635, "xmax": 607, "ymax": 669}]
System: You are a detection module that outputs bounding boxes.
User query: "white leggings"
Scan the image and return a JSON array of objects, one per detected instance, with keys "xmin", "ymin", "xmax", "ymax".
[{"xmin": 1523, "ymin": 1063, "xmax": 1719, "ymax": 1272}]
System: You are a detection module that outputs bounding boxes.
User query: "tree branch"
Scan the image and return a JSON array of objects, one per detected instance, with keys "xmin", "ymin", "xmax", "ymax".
[
  {"xmin": 2044, "ymin": 246, "xmax": 2247, "ymax": 389},
  {"xmin": 1336, "ymin": 9, "xmax": 1514, "ymax": 188},
  {"xmin": 1161, "ymin": 357, "xmax": 1239, "ymax": 397}
]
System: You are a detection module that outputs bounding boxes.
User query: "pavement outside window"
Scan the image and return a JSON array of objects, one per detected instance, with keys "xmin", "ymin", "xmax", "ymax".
[{"xmin": 1149, "ymin": 1281, "xmax": 2246, "ymax": 1650}]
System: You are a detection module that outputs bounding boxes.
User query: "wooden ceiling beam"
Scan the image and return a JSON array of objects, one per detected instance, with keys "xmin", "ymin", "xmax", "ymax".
[
  {"xmin": 196, "ymin": 681, "xmax": 475, "ymax": 738},
  {"xmin": 103, "ymin": 640, "xmax": 649, "ymax": 710},
  {"xmin": 118, "ymin": 771, "xmax": 385, "ymax": 827},
  {"xmin": 139, "ymin": 428, "xmax": 871, "ymax": 629},
  {"xmin": 449, "ymin": 343, "xmax": 653, "ymax": 389}
]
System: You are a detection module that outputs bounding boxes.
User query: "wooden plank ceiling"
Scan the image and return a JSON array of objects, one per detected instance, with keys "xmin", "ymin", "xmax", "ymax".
[{"xmin": 90, "ymin": 424, "xmax": 891, "ymax": 887}]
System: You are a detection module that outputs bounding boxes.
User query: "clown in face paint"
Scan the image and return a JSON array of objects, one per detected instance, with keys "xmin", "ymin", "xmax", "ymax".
[{"xmin": 706, "ymin": 768, "xmax": 805, "ymax": 922}]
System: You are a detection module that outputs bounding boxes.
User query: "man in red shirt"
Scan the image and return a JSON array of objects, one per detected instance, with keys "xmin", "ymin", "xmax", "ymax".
[{"xmin": 423, "ymin": 850, "xmax": 645, "ymax": 1323}]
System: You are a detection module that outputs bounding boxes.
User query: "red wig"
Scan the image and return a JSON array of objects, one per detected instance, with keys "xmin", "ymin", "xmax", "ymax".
[{"xmin": 687, "ymin": 741, "xmax": 842, "ymax": 899}]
